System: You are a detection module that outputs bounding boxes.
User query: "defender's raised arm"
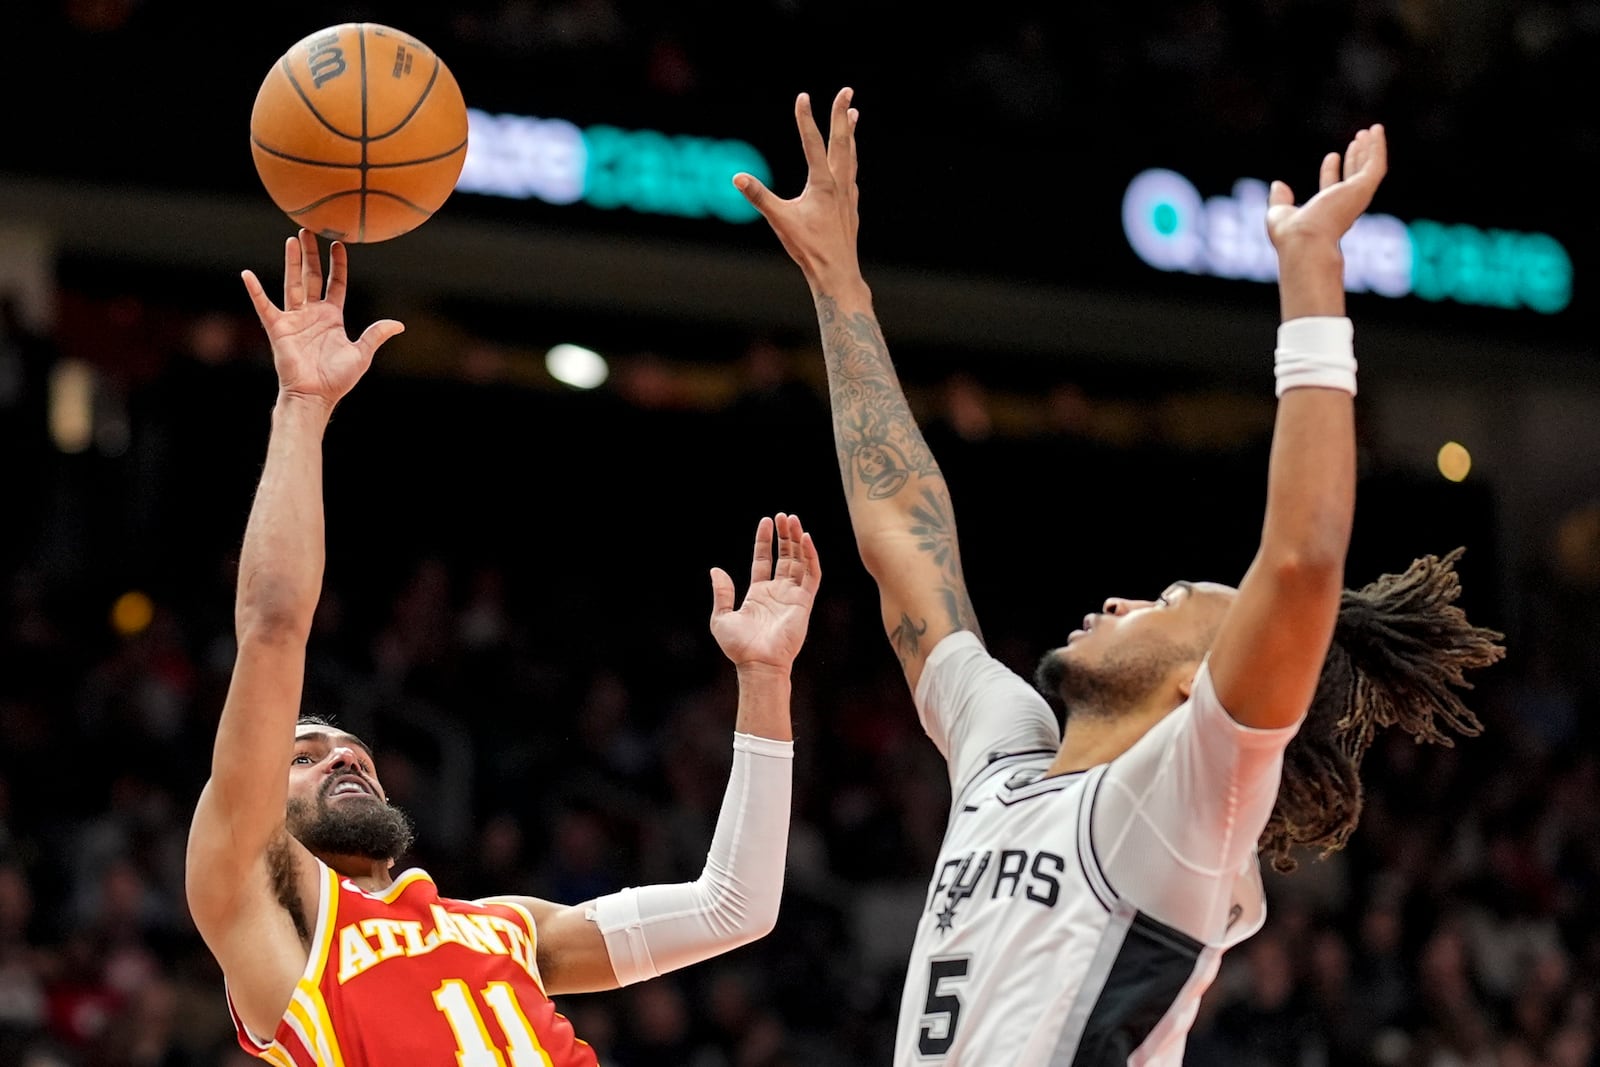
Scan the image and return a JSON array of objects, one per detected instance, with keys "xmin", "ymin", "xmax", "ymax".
[
  {"xmin": 737, "ymin": 89, "xmax": 979, "ymax": 690},
  {"xmin": 1207, "ymin": 126, "xmax": 1388, "ymax": 729}
]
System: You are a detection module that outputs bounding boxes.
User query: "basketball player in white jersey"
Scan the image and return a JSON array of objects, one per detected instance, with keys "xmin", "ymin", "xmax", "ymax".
[{"xmin": 735, "ymin": 90, "xmax": 1504, "ymax": 1065}]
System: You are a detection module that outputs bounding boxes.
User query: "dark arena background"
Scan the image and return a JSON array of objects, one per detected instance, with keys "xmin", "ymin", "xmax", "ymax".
[{"xmin": 2, "ymin": 2, "xmax": 1598, "ymax": 1065}]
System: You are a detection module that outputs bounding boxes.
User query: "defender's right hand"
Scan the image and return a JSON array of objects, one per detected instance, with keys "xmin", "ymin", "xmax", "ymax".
[
  {"xmin": 733, "ymin": 88, "xmax": 862, "ymax": 290},
  {"xmin": 1265, "ymin": 125, "xmax": 1388, "ymax": 254},
  {"xmin": 241, "ymin": 228, "xmax": 404, "ymax": 410}
]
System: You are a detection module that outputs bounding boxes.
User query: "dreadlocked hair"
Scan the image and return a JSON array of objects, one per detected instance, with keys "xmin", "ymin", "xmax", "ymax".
[{"xmin": 1259, "ymin": 547, "xmax": 1506, "ymax": 873}]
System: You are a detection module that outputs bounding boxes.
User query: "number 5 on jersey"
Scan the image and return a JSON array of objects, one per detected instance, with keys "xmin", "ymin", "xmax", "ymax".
[
  {"xmin": 434, "ymin": 979, "xmax": 555, "ymax": 1067},
  {"xmin": 918, "ymin": 956, "xmax": 971, "ymax": 1058}
]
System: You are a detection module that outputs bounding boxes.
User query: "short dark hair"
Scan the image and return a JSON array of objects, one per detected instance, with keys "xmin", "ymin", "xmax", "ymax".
[{"xmin": 1261, "ymin": 548, "xmax": 1506, "ymax": 873}]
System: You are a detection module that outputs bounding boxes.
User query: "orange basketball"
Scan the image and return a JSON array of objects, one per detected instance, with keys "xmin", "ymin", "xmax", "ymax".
[{"xmin": 250, "ymin": 24, "xmax": 468, "ymax": 243}]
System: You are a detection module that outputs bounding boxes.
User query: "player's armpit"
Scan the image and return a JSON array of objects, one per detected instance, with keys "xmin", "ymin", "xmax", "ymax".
[{"xmin": 185, "ymin": 836, "xmax": 321, "ymax": 1041}]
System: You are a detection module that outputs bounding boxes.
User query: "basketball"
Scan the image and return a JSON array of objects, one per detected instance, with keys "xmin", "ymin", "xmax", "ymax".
[{"xmin": 250, "ymin": 23, "xmax": 469, "ymax": 244}]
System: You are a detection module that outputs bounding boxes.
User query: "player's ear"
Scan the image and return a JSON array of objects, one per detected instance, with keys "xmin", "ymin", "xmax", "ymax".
[{"xmin": 1176, "ymin": 662, "xmax": 1202, "ymax": 701}]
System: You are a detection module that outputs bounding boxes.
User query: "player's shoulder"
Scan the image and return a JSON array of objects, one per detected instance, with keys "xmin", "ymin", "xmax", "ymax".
[{"xmin": 919, "ymin": 630, "xmax": 1052, "ymax": 708}]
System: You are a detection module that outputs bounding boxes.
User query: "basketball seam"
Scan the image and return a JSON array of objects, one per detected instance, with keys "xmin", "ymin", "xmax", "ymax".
[
  {"xmin": 278, "ymin": 54, "xmax": 359, "ymax": 142},
  {"xmin": 286, "ymin": 190, "xmax": 431, "ymax": 216},
  {"xmin": 358, "ymin": 23, "xmax": 370, "ymax": 242},
  {"xmin": 366, "ymin": 58, "xmax": 445, "ymax": 141},
  {"xmin": 251, "ymin": 143, "xmax": 467, "ymax": 169}
]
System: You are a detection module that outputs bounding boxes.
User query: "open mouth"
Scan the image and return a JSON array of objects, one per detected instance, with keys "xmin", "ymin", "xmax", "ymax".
[{"xmin": 326, "ymin": 775, "xmax": 375, "ymax": 800}]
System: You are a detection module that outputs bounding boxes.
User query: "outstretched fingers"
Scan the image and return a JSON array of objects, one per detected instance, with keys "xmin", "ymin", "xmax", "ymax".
[
  {"xmin": 709, "ymin": 566, "xmax": 736, "ymax": 622},
  {"xmin": 324, "ymin": 240, "xmax": 349, "ymax": 309},
  {"xmin": 299, "ymin": 230, "xmax": 325, "ymax": 305},
  {"xmin": 768, "ymin": 513, "xmax": 821, "ymax": 592},
  {"xmin": 773, "ymin": 513, "xmax": 801, "ymax": 582},
  {"xmin": 794, "ymin": 92, "xmax": 830, "ymax": 179},
  {"xmin": 749, "ymin": 515, "xmax": 776, "ymax": 588},
  {"xmin": 846, "ymin": 107, "xmax": 860, "ymax": 193},
  {"xmin": 1318, "ymin": 151, "xmax": 1341, "ymax": 192},
  {"xmin": 827, "ymin": 88, "xmax": 854, "ymax": 176},
  {"xmin": 281, "ymin": 235, "xmax": 304, "ymax": 310},
  {"xmin": 240, "ymin": 269, "xmax": 277, "ymax": 327},
  {"xmin": 733, "ymin": 171, "xmax": 778, "ymax": 214},
  {"xmin": 356, "ymin": 318, "xmax": 405, "ymax": 360},
  {"xmin": 799, "ymin": 529, "xmax": 821, "ymax": 595},
  {"xmin": 1351, "ymin": 124, "xmax": 1388, "ymax": 184}
]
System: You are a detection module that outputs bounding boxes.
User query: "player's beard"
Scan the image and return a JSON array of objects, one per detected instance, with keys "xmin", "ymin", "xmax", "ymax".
[
  {"xmin": 1034, "ymin": 636, "xmax": 1196, "ymax": 722},
  {"xmin": 286, "ymin": 783, "xmax": 416, "ymax": 863}
]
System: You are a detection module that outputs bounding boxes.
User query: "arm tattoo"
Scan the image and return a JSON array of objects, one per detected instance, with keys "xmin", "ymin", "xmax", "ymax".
[
  {"xmin": 816, "ymin": 295, "xmax": 939, "ymax": 496},
  {"xmin": 891, "ymin": 612, "xmax": 928, "ymax": 664},
  {"xmin": 815, "ymin": 295, "xmax": 983, "ymax": 652},
  {"xmin": 910, "ymin": 488, "xmax": 982, "ymax": 643}
]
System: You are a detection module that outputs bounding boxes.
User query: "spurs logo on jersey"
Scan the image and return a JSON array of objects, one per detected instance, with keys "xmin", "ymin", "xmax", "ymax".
[
  {"xmin": 894, "ymin": 633, "xmax": 1300, "ymax": 1067},
  {"xmin": 228, "ymin": 860, "xmax": 599, "ymax": 1067},
  {"xmin": 926, "ymin": 848, "xmax": 1067, "ymax": 933}
]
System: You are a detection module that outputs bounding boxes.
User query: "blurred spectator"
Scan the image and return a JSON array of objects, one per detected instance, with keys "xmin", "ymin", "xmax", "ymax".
[{"xmin": 1, "ymin": 6, "xmax": 1596, "ymax": 1050}]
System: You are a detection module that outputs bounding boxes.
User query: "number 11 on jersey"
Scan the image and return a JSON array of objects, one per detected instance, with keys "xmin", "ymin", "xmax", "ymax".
[{"xmin": 433, "ymin": 979, "xmax": 555, "ymax": 1067}]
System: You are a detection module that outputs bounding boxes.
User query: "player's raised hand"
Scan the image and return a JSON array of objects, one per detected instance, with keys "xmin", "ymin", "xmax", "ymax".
[
  {"xmin": 240, "ymin": 228, "xmax": 404, "ymax": 409},
  {"xmin": 710, "ymin": 514, "xmax": 822, "ymax": 672},
  {"xmin": 733, "ymin": 88, "xmax": 861, "ymax": 290},
  {"xmin": 1266, "ymin": 124, "xmax": 1388, "ymax": 251}
]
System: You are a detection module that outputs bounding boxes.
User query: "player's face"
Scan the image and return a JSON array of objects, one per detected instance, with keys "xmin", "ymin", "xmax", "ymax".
[
  {"xmin": 1034, "ymin": 580, "xmax": 1236, "ymax": 714},
  {"xmin": 285, "ymin": 728, "xmax": 415, "ymax": 863}
]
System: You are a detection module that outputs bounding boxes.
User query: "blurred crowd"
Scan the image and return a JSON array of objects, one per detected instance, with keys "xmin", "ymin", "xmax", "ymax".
[
  {"xmin": 5, "ymin": 0, "xmax": 1596, "ymax": 276},
  {"xmin": 2, "ymin": 254, "xmax": 1600, "ymax": 1067},
  {"xmin": 2, "ymin": 1, "xmax": 1599, "ymax": 1065}
]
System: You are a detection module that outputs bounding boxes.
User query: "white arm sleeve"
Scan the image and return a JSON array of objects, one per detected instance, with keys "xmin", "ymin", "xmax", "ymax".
[
  {"xmin": 913, "ymin": 631, "xmax": 1062, "ymax": 791},
  {"xmin": 1092, "ymin": 658, "xmax": 1303, "ymax": 943},
  {"xmin": 588, "ymin": 732, "xmax": 791, "ymax": 986}
]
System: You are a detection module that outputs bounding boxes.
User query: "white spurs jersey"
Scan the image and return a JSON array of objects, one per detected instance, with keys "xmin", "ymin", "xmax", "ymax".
[{"xmin": 893, "ymin": 632, "xmax": 1303, "ymax": 1067}]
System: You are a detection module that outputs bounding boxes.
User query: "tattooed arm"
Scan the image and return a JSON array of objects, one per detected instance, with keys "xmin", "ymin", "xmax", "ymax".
[{"xmin": 736, "ymin": 88, "xmax": 980, "ymax": 689}]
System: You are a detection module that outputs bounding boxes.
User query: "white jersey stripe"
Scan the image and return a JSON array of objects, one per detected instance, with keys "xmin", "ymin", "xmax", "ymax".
[{"xmin": 1047, "ymin": 899, "xmax": 1136, "ymax": 1066}]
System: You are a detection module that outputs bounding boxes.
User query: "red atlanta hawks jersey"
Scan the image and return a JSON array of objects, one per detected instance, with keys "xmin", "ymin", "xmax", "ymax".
[{"xmin": 229, "ymin": 859, "xmax": 600, "ymax": 1066}]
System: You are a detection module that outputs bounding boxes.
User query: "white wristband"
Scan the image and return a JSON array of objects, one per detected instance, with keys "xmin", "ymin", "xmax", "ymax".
[{"xmin": 1274, "ymin": 316, "xmax": 1356, "ymax": 398}]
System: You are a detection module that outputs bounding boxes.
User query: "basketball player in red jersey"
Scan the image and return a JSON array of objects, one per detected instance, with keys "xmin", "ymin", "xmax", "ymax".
[{"xmin": 185, "ymin": 230, "xmax": 823, "ymax": 1067}]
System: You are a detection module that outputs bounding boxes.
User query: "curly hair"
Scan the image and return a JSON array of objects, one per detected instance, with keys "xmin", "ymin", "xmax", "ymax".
[{"xmin": 1259, "ymin": 547, "xmax": 1506, "ymax": 873}]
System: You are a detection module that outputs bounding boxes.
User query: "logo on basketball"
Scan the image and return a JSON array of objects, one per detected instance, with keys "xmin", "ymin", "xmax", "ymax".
[{"xmin": 306, "ymin": 34, "xmax": 347, "ymax": 90}]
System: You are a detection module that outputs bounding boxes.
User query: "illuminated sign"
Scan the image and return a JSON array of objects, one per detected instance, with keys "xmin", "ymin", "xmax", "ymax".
[
  {"xmin": 456, "ymin": 109, "xmax": 772, "ymax": 224},
  {"xmin": 1122, "ymin": 169, "xmax": 1573, "ymax": 314}
]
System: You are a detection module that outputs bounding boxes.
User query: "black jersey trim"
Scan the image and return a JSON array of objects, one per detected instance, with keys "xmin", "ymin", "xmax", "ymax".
[
  {"xmin": 1074, "ymin": 766, "xmax": 1116, "ymax": 912},
  {"xmin": 995, "ymin": 778, "xmax": 1078, "ymax": 806},
  {"xmin": 1048, "ymin": 903, "xmax": 1206, "ymax": 1066},
  {"xmin": 952, "ymin": 748, "xmax": 1059, "ymax": 810},
  {"xmin": 1085, "ymin": 768, "xmax": 1119, "ymax": 903}
]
